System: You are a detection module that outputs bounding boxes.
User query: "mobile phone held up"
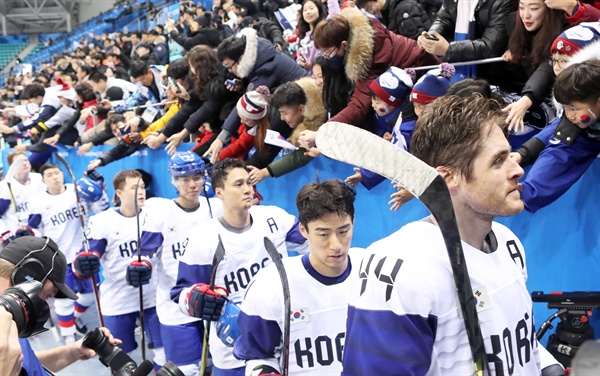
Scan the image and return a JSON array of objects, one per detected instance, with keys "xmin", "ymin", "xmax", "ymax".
[
  {"xmin": 424, "ymin": 32, "xmax": 439, "ymax": 41},
  {"xmin": 169, "ymin": 77, "xmax": 180, "ymax": 93},
  {"xmin": 226, "ymin": 79, "xmax": 236, "ymax": 87}
]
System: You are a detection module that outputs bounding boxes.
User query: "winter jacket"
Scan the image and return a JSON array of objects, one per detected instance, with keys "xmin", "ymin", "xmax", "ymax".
[
  {"xmin": 265, "ymin": 77, "xmax": 327, "ymax": 178},
  {"xmin": 566, "ymin": 2, "xmax": 600, "ymax": 25},
  {"xmin": 113, "ymin": 66, "xmax": 166, "ymax": 116},
  {"xmin": 218, "ymin": 123, "xmax": 256, "ymax": 160},
  {"xmin": 329, "ymin": 7, "xmax": 440, "ymax": 126},
  {"xmin": 170, "ymin": 28, "xmax": 221, "ymax": 51},
  {"xmin": 429, "ymin": 0, "xmax": 513, "ymax": 62},
  {"xmin": 382, "ymin": 0, "xmax": 432, "ymax": 40},
  {"xmin": 140, "ymin": 102, "xmax": 182, "ymax": 139},
  {"xmin": 153, "ymin": 37, "xmax": 169, "ymax": 65},
  {"xmin": 254, "ymin": 17, "xmax": 286, "ymax": 48},
  {"xmin": 220, "ymin": 28, "xmax": 308, "ymax": 137}
]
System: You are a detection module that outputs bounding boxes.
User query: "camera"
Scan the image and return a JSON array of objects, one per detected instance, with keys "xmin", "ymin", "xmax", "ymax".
[
  {"xmin": 83, "ymin": 328, "xmax": 184, "ymax": 376},
  {"xmin": 0, "ymin": 280, "xmax": 50, "ymax": 338}
]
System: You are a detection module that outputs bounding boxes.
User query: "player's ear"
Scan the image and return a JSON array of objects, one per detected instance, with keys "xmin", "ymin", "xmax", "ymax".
[
  {"xmin": 436, "ymin": 166, "xmax": 459, "ymax": 189},
  {"xmin": 214, "ymin": 186, "xmax": 223, "ymax": 199},
  {"xmin": 299, "ymin": 222, "xmax": 309, "ymax": 240}
]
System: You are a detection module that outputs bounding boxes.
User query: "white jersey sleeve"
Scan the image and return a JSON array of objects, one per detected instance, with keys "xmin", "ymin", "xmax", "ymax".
[
  {"xmin": 0, "ymin": 173, "xmax": 46, "ymax": 235},
  {"xmin": 342, "ymin": 220, "xmax": 541, "ymax": 376}
]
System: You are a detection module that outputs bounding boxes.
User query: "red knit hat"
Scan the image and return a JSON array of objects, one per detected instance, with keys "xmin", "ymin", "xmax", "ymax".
[{"xmin": 551, "ymin": 22, "xmax": 600, "ymax": 56}]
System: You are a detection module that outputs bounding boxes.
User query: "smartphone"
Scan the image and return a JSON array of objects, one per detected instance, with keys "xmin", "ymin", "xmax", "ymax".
[
  {"xmin": 424, "ymin": 33, "xmax": 439, "ymax": 41},
  {"xmin": 226, "ymin": 79, "xmax": 236, "ymax": 87},
  {"xmin": 169, "ymin": 77, "xmax": 180, "ymax": 93}
]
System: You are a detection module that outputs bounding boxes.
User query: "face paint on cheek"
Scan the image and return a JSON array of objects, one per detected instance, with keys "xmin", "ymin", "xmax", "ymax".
[
  {"xmin": 378, "ymin": 108, "xmax": 387, "ymax": 113},
  {"xmin": 580, "ymin": 114, "xmax": 592, "ymax": 124}
]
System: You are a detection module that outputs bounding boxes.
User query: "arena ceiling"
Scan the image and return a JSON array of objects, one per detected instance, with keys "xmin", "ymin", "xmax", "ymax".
[{"xmin": 0, "ymin": 0, "xmax": 80, "ymax": 35}]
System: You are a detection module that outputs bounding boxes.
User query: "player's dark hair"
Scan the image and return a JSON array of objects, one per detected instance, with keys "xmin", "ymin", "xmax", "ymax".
[
  {"xmin": 271, "ymin": 81, "xmax": 307, "ymax": 109},
  {"xmin": 129, "ymin": 60, "xmax": 150, "ymax": 79},
  {"xmin": 21, "ymin": 83, "xmax": 45, "ymax": 100},
  {"xmin": 112, "ymin": 169, "xmax": 142, "ymax": 191},
  {"xmin": 217, "ymin": 36, "xmax": 246, "ymax": 63},
  {"xmin": 554, "ymin": 60, "xmax": 600, "ymax": 105},
  {"xmin": 88, "ymin": 71, "xmax": 108, "ymax": 83},
  {"xmin": 210, "ymin": 158, "xmax": 247, "ymax": 190},
  {"xmin": 39, "ymin": 163, "xmax": 60, "ymax": 177},
  {"xmin": 411, "ymin": 94, "xmax": 506, "ymax": 182},
  {"xmin": 296, "ymin": 179, "xmax": 355, "ymax": 229}
]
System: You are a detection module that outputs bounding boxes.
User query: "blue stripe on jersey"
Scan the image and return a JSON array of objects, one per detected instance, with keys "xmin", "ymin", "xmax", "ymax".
[
  {"xmin": 87, "ymin": 239, "xmax": 108, "ymax": 257},
  {"xmin": 301, "ymin": 254, "xmax": 352, "ymax": 286},
  {"xmin": 342, "ymin": 306, "xmax": 437, "ymax": 376},
  {"xmin": 233, "ymin": 311, "xmax": 282, "ymax": 361},
  {"xmin": 0, "ymin": 198, "xmax": 11, "ymax": 217},
  {"xmin": 170, "ymin": 262, "xmax": 212, "ymax": 303},
  {"xmin": 140, "ymin": 231, "xmax": 164, "ymax": 257},
  {"xmin": 27, "ymin": 214, "xmax": 42, "ymax": 229},
  {"xmin": 285, "ymin": 219, "xmax": 304, "ymax": 245}
]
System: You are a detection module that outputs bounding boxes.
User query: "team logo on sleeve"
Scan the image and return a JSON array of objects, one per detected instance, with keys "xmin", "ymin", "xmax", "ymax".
[{"xmin": 290, "ymin": 308, "xmax": 310, "ymax": 324}]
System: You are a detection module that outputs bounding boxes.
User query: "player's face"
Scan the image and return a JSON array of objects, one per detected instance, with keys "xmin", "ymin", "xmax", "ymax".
[
  {"xmin": 215, "ymin": 167, "xmax": 253, "ymax": 211},
  {"xmin": 301, "ymin": 213, "xmax": 353, "ymax": 277},
  {"xmin": 117, "ymin": 177, "xmax": 146, "ymax": 209},
  {"xmin": 174, "ymin": 173, "xmax": 204, "ymax": 201},
  {"xmin": 453, "ymin": 124, "xmax": 524, "ymax": 219},
  {"xmin": 42, "ymin": 167, "xmax": 64, "ymax": 190}
]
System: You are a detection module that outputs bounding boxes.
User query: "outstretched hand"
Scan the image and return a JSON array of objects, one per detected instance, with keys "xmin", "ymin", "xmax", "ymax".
[{"xmin": 388, "ymin": 183, "xmax": 415, "ymax": 211}]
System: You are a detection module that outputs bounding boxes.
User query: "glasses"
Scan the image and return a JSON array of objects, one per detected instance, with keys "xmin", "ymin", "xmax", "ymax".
[
  {"xmin": 223, "ymin": 60, "xmax": 238, "ymax": 70},
  {"xmin": 323, "ymin": 47, "xmax": 339, "ymax": 60},
  {"xmin": 549, "ymin": 58, "xmax": 567, "ymax": 68}
]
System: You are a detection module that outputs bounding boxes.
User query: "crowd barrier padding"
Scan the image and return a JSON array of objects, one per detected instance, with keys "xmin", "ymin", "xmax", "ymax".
[{"xmin": 3, "ymin": 144, "xmax": 599, "ymax": 345}]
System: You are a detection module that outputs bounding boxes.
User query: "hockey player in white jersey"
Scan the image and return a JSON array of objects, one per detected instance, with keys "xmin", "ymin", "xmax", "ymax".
[
  {"xmin": 0, "ymin": 152, "xmax": 46, "ymax": 246},
  {"xmin": 73, "ymin": 169, "xmax": 166, "ymax": 369},
  {"xmin": 234, "ymin": 179, "xmax": 361, "ymax": 375},
  {"xmin": 342, "ymin": 95, "xmax": 564, "ymax": 375},
  {"xmin": 27, "ymin": 163, "xmax": 109, "ymax": 343},
  {"xmin": 146, "ymin": 151, "xmax": 223, "ymax": 376},
  {"xmin": 171, "ymin": 158, "xmax": 308, "ymax": 376}
]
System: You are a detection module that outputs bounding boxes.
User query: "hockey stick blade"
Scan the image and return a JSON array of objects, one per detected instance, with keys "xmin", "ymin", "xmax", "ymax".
[
  {"xmin": 315, "ymin": 122, "xmax": 490, "ymax": 375},
  {"xmin": 54, "ymin": 152, "xmax": 105, "ymax": 327},
  {"xmin": 263, "ymin": 237, "xmax": 291, "ymax": 376},
  {"xmin": 200, "ymin": 234, "xmax": 227, "ymax": 375},
  {"xmin": 4, "ymin": 156, "xmax": 25, "ymax": 182}
]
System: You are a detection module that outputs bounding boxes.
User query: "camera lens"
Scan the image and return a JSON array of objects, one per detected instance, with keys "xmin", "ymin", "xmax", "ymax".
[
  {"xmin": 0, "ymin": 280, "xmax": 49, "ymax": 338},
  {"xmin": 83, "ymin": 328, "xmax": 114, "ymax": 360},
  {"xmin": 156, "ymin": 361, "xmax": 185, "ymax": 376},
  {"xmin": 83, "ymin": 328, "xmax": 138, "ymax": 374}
]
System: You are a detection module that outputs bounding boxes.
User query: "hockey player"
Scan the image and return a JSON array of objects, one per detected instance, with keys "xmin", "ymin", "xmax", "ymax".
[
  {"xmin": 234, "ymin": 179, "xmax": 360, "ymax": 375},
  {"xmin": 0, "ymin": 151, "xmax": 46, "ymax": 246},
  {"xmin": 26, "ymin": 163, "xmax": 109, "ymax": 343},
  {"xmin": 146, "ymin": 151, "xmax": 224, "ymax": 376},
  {"xmin": 341, "ymin": 95, "xmax": 564, "ymax": 375},
  {"xmin": 171, "ymin": 158, "xmax": 308, "ymax": 376},
  {"xmin": 73, "ymin": 169, "xmax": 165, "ymax": 368}
]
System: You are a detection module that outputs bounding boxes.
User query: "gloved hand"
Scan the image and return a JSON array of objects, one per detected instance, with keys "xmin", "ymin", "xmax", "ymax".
[
  {"xmin": 85, "ymin": 169, "xmax": 104, "ymax": 184},
  {"xmin": 0, "ymin": 231, "xmax": 14, "ymax": 247},
  {"xmin": 73, "ymin": 251, "xmax": 101, "ymax": 278},
  {"xmin": 15, "ymin": 227, "xmax": 33, "ymax": 238},
  {"xmin": 186, "ymin": 283, "xmax": 228, "ymax": 321},
  {"xmin": 126, "ymin": 259, "xmax": 152, "ymax": 288}
]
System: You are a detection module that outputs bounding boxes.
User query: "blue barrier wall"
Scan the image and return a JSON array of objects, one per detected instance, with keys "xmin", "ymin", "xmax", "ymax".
[{"xmin": 3, "ymin": 144, "xmax": 599, "ymax": 344}]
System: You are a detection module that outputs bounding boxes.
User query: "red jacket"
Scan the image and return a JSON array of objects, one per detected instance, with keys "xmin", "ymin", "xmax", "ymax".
[
  {"xmin": 218, "ymin": 123, "xmax": 256, "ymax": 160},
  {"xmin": 82, "ymin": 99, "xmax": 105, "ymax": 131}
]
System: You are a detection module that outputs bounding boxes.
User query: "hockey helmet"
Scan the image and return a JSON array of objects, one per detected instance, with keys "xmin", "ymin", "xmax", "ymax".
[
  {"xmin": 77, "ymin": 176, "xmax": 103, "ymax": 202},
  {"xmin": 167, "ymin": 151, "xmax": 205, "ymax": 177},
  {"xmin": 216, "ymin": 300, "xmax": 242, "ymax": 347}
]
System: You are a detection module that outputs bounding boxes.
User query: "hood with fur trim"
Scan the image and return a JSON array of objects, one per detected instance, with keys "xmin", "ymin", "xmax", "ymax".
[
  {"xmin": 553, "ymin": 39, "xmax": 600, "ymax": 110},
  {"xmin": 236, "ymin": 27, "xmax": 259, "ymax": 79},
  {"xmin": 289, "ymin": 77, "xmax": 327, "ymax": 146},
  {"xmin": 341, "ymin": 7, "xmax": 376, "ymax": 84}
]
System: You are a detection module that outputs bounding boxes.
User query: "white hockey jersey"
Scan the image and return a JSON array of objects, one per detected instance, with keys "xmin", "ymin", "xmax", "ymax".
[
  {"xmin": 28, "ymin": 184, "xmax": 109, "ymax": 263},
  {"xmin": 0, "ymin": 173, "xmax": 46, "ymax": 235},
  {"xmin": 343, "ymin": 220, "xmax": 542, "ymax": 376},
  {"xmin": 145, "ymin": 196, "xmax": 223, "ymax": 326},
  {"xmin": 85, "ymin": 207, "xmax": 164, "ymax": 316},
  {"xmin": 172, "ymin": 205, "xmax": 308, "ymax": 370},
  {"xmin": 234, "ymin": 250, "xmax": 364, "ymax": 376}
]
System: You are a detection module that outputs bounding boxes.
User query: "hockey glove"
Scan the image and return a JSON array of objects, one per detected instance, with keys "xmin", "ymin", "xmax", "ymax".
[
  {"xmin": 186, "ymin": 283, "xmax": 228, "ymax": 321},
  {"xmin": 15, "ymin": 226, "xmax": 34, "ymax": 238},
  {"xmin": 73, "ymin": 251, "xmax": 101, "ymax": 278},
  {"xmin": 0, "ymin": 231, "xmax": 14, "ymax": 247},
  {"xmin": 85, "ymin": 169, "xmax": 104, "ymax": 184},
  {"xmin": 126, "ymin": 259, "xmax": 152, "ymax": 288}
]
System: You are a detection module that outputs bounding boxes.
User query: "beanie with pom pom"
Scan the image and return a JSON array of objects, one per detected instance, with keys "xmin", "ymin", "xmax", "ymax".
[
  {"xmin": 411, "ymin": 63, "xmax": 455, "ymax": 105},
  {"xmin": 369, "ymin": 66, "xmax": 414, "ymax": 107},
  {"xmin": 237, "ymin": 85, "xmax": 270, "ymax": 120}
]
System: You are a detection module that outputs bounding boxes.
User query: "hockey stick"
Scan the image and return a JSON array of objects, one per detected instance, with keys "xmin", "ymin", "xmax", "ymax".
[
  {"xmin": 133, "ymin": 176, "xmax": 147, "ymax": 361},
  {"xmin": 53, "ymin": 152, "xmax": 105, "ymax": 327},
  {"xmin": 4, "ymin": 157, "xmax": 25, "ymax": 227},
  {"xmin": 315, "ymin": 122, "xmax": 490, "ymax": 376},
  {"xmin": 200, "ymin": 234, "xmax": 226, "ymax": 376},
  {"xmin": 263, "ymin": 237, "xmax": 291, "ymax": 376}
]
